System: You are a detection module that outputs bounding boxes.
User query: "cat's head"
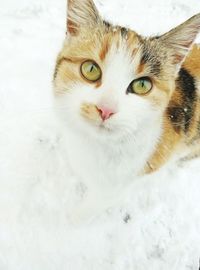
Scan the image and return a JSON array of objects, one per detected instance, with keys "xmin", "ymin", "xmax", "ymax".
[{"xmin": 53, "ymin": 0, "xmax": 200, "ymax": 143}]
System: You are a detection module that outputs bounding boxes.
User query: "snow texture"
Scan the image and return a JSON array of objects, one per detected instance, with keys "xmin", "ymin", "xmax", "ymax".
[{"xmin": 1, "ymin": 0, "xmax": 200, "ymax": 269}]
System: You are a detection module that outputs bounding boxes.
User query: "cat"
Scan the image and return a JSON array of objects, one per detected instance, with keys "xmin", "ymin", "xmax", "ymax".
[{"xmin": 53, "ymin": 0, "xmax": 200, "ymax": 191}]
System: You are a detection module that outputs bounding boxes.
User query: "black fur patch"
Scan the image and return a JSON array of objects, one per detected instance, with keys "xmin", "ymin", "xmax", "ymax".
[
  {"xmin": 167, "ymin": 104, "xmax": 185, "ymax": 133},
  {"xmin": 103, "ymin": 20, "xmax": 111, "ymax": 30},
  {"xmin": 120, "ymin": 27, "xmax": 128, "ymax": 38},
  {"xmin": 141, "ymin": 43, "xmax": 161, "ymax": 76},
  {"xmin": 197, "ymin": 120, "xmax": 200, "ymax": 133},
  {"xmin": 177, "ymin": 68, "xmax": 196, "ymax": 132},
  {"xmin": 168, "ymin": 68, "xmax": 196, "ymax": 133}
]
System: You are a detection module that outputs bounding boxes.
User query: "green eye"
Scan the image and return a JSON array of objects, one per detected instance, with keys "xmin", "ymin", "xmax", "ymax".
[
  {"xmin": 128, "ymin": 77, "xmax": 153, "ymax": 95},
  {"xmin": 81, "ymin": 60, "xmax": 102, "ymax": 82}
]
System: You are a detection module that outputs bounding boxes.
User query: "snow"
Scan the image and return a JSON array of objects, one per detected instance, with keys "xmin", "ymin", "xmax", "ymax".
[{"xmin": 1, "ymin": 0, "xmax": 200, "ymax": 269}]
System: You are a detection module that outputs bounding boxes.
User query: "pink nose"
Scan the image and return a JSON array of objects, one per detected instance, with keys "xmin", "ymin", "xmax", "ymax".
[{"xmin": 97, "ymin": 106, "xmax": 115, "ymax": 121}]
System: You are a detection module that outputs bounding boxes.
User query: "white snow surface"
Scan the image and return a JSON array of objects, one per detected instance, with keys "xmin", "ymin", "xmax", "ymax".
[{"xmin": 1, "ymin": 0, "xmax": 200, "ymax": 269}]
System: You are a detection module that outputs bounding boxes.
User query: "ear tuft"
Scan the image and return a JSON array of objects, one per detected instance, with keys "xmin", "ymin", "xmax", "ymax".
[
  {"xmin": 67, "ymin": 0, "xmax": 101, "ymax": 36},
  {"xmin": 160, "ymin": 13, "xmax": 200, "ymax": 65}
]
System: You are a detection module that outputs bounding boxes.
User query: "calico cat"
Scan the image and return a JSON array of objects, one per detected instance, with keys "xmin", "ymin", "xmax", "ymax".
[{"xmin": 53, "ymin": 0, "xmax": 200, "ymax": 184}]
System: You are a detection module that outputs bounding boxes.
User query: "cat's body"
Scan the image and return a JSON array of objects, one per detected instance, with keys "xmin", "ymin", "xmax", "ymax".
[
  {"xmin": 54, "ymin": 0, "xmax": 200, "ymax": 190},
  {"xmin": 147, "ymin": 45, "xmax": 200, "ymax": 171}
]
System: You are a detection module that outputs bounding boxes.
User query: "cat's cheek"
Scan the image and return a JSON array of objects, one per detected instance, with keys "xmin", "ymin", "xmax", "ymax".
[
  {"xmin": 54, "ymin": 86, "xmax": 99, "ymax": 127},
  {"xmin": 123, "ymin": 95, "xmax": 155, "ymax": 122}
]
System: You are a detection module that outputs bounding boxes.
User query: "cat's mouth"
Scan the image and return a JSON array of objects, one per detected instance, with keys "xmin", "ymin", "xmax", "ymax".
[
  {"xmin": 85, "ymin": 115, "xmax": 115, "ymax": 133},
  {"xmin": 98, "ymin": 121, "xmax": 114, "ymax": 132}
]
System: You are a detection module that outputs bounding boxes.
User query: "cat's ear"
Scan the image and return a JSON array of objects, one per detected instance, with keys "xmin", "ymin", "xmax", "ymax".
[
  {"xmin": 160, "ymin": 14, "xmax": 200, "ymax": 66},
  {"xmin": 67, "ymin": 0, "xmax": 101, "ymax": 36}
]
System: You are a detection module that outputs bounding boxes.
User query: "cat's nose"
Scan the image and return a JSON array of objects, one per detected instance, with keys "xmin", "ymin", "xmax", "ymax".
[{"xmin": 97, "ymin": 105, "xmax": 115, "ymax": 121}]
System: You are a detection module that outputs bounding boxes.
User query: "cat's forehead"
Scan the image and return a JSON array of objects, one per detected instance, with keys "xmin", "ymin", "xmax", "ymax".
[
  {"xmin": 100, "ymin": 25, "xmax": 169, "ymax": 78},
  {"xmin": 63, "ymin": 25, "xmax": 138, "ymax": 67},
  {"xmin": 62, "ymin": 22, "xmax": 169, "ymax": 80},
  {"xmin": 99, "ymin": 24, "xmax": 140, "ymax": 60}
]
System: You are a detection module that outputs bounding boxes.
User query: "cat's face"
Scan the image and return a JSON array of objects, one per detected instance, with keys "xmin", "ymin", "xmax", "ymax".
[{"xmin": 54, "ymin": 0, "xmax": 200, "ymax": 143}]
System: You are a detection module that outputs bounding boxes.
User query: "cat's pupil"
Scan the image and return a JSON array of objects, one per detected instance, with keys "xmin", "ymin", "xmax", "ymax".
[
  {"xmin": 140, "ymin": 81, "xmax": 145, "ymax": 88},
  {"xmin": 90, "ymin": 65, "xmax": 94, "ymax": 72}
]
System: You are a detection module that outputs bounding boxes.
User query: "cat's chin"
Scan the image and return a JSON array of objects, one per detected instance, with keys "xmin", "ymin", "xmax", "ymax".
[
  {"xmin": 94, "ymin": 123, "xmax": 118, "ymax": 138},
  {"xmin": 82, "ymin": 121, "xmax": 114, "ymax": 136}
]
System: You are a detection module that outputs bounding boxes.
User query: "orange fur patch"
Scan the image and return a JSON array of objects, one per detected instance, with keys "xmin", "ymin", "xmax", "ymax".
[
  {"xmin": 99, "ymin": 35, "xmax": 111, "ymax": 61},
  {"xmin": 183, "ymin": 44, "xmax": 200, "ymax": 79},
  {"xmin": 80, "ymin": 103, "xmax": 101, "ymax": 122}
]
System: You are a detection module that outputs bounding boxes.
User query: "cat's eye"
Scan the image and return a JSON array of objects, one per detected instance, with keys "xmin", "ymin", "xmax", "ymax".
[
  {"xmin": 81, "ymin": 60, "xmax": 102, "ymax": 82},
  {"xmin": 127, "ymin": 77, "xmax": 153, "ymax": 95}
]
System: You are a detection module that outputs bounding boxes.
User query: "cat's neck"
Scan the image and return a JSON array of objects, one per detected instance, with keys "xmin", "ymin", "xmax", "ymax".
[{"xmin": 62, "ymin": 120, "xmax": 162, "ymax": 189}]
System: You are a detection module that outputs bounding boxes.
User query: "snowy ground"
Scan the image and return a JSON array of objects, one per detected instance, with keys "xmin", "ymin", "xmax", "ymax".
[{"xmin": 1, "ymin": 0, "xmax": 200, "ymax": 269}]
